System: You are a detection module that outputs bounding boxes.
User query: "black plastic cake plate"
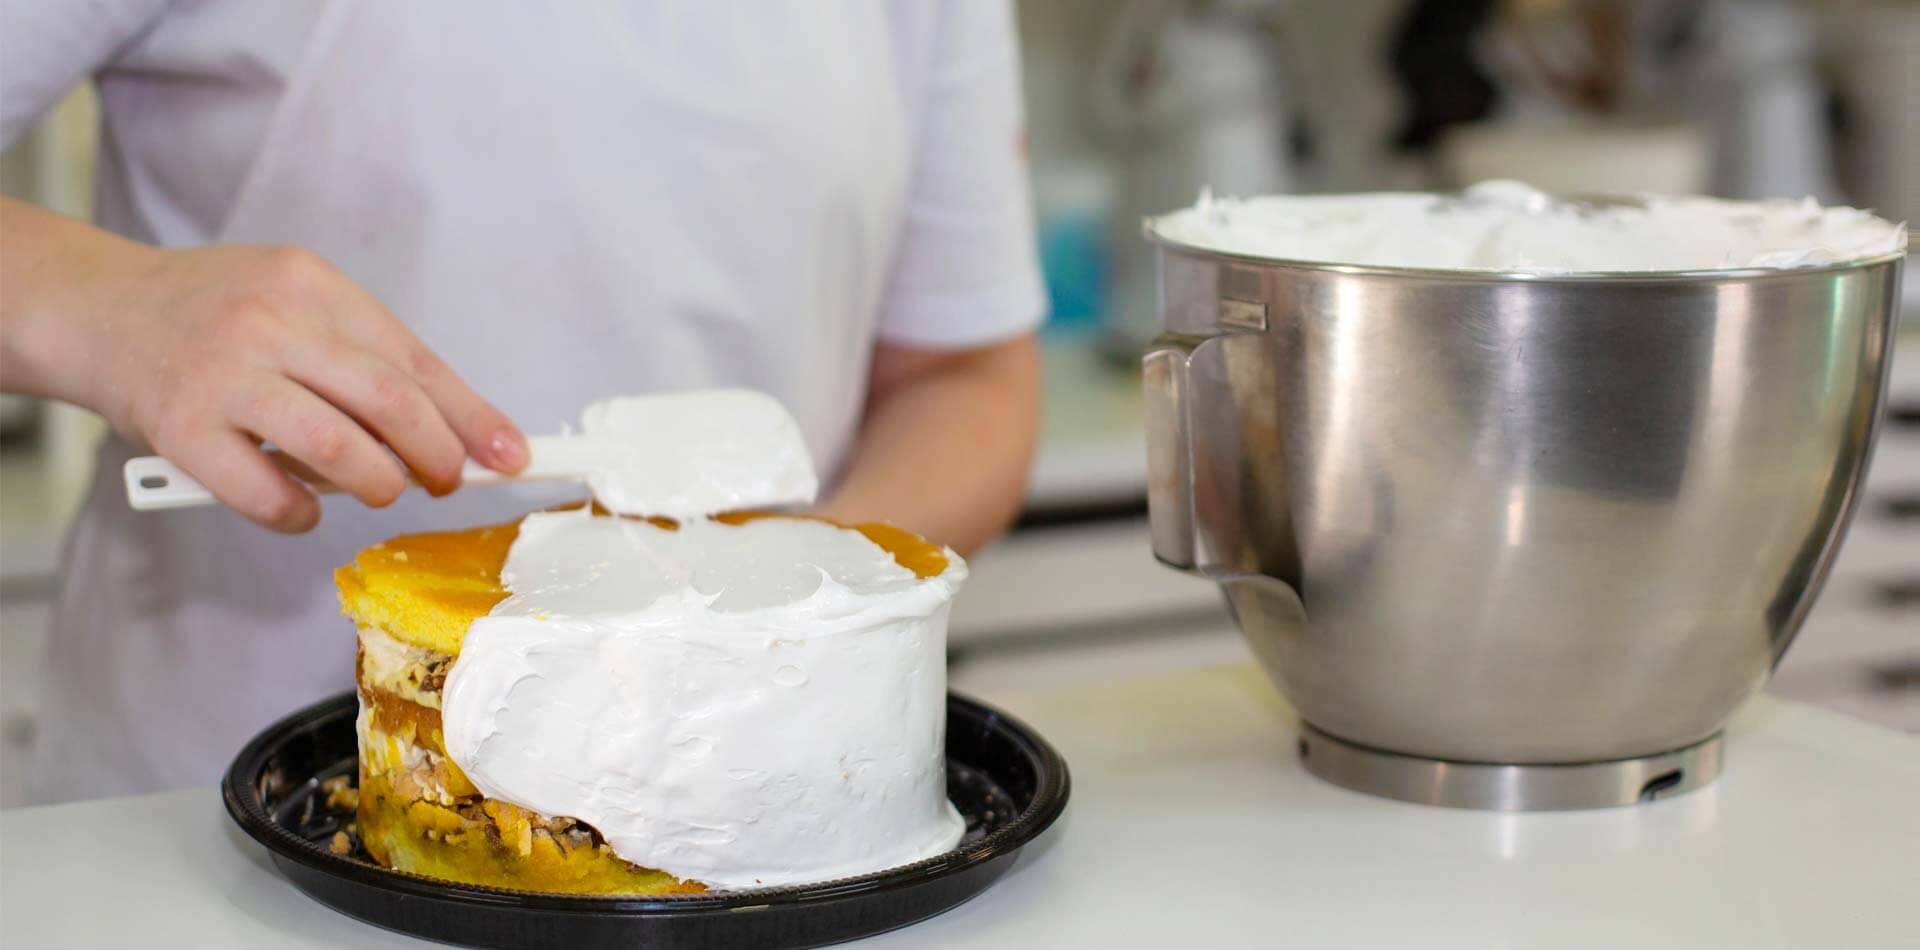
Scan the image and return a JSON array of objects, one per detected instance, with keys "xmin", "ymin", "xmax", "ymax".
[{"xmin": 224, "ymin": 691, "xmax": 1069, "ymax": 949}]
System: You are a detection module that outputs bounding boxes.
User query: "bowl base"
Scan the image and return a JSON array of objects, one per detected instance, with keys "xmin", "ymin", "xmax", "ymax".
[{"xmin": 1297, "ymin": 723, "xmax": 1723, "ymax": 811}]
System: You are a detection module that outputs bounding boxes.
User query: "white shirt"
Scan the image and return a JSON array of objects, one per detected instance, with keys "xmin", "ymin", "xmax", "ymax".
[{"xmin": 1, "ymin": 0, "xmax": 1044, "ymax": 803}]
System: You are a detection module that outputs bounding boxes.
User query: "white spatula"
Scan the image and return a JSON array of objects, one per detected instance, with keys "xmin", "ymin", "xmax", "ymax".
[{"xmin": 123, "ymin": 389, "xmax": 820, "ymax": 519}]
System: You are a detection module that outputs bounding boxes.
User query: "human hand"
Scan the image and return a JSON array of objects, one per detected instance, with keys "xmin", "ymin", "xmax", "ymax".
[{"xmin": 1, "ymin": 220, "xmax": 528, "ymax": 532}]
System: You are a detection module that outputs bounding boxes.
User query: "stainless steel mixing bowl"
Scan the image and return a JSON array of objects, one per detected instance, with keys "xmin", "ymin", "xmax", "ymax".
[{"xmin": 1142, "ymin": 219, "xmax": 1904, "ymax": 810}]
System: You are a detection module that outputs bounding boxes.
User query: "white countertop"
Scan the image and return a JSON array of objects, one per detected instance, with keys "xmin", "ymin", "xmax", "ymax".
[{"xmin": 3, "ymin": 664, "xmax": 1916, "ymax": 948}]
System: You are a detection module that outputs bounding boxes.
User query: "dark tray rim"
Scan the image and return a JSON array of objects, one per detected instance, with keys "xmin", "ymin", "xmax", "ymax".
[{"xmin": 223, "ymin": 689, "xmax": 1070, "ymax": 914}]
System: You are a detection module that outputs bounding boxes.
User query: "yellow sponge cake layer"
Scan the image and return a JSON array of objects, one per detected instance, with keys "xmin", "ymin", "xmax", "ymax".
[{"xmin": 335, "ymin": 521, "xmax": 519, "ymax": 656}]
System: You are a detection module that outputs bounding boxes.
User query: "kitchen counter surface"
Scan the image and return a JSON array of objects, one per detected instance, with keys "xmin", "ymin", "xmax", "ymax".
[{"xmin": 3, "ymin": 664, "xmax": 1915, "ymax": 948}]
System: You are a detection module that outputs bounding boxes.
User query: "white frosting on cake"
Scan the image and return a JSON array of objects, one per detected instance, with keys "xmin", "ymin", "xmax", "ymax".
[
  {"xmin": 441, "ymin": 509, "xmax": 967, "ymax": 889},
  {"xmin": 579, "ymin": 390, "xmax": 818, "ymax": 519},
  {"xmin": 1148, "ymin": 180, "xmax": 1907, "ymax": 273}
]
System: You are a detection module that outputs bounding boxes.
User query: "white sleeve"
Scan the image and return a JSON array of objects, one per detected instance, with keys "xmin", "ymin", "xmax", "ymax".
[
  {"xmin": 0, "ymin": 0, "xmax": 168, "ymax": 148},
  {"xmin": 875, "ymin": 0, "xmax": 1047, "ymax": 349}
]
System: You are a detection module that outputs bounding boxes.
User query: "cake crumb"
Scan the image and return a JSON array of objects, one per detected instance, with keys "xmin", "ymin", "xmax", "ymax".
[
  {"xmin": 329, "ymin": 831, "xmax": 351, "ymax": 855},
  {"xmin": 321, "ymin": 774, "xmax": 359, "ymax": 811}
]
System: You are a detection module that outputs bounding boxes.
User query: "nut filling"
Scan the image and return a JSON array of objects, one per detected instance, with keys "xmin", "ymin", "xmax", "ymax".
[{"xmin": 354, "ymin": 631, "xmax": 703, "ymax": 895}]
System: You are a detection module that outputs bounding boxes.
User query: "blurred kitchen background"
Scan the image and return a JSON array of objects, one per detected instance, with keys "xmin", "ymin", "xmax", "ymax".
[{"xmin": 2, "ymin": 0, "xmax": 1915, "ymax": 806}]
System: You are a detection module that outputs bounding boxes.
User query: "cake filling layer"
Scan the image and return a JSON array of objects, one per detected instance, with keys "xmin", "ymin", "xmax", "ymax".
[
  {"xmin": 356, "ymin": 693, "xmax": 699, "ymax": 896},
  {"xmin": 441, "ymin": 509, "xmax": 968, "ymax": 889},
  {"xmin": 358, "ymin": 624, "xmax": 451, "ymax": 709}
]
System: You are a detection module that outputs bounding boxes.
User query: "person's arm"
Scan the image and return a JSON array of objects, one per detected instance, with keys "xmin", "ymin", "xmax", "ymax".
[
  {"xmin": 819, "ymin": 2, "xmax": 1046, "ymax": 555},
  {"xmin": 815, "ymin": 333, "xmax": 1039, "ymax": 556},
  {"xmin": 0, "ymin": 196, "xmax": 527, "ymax": 531}
]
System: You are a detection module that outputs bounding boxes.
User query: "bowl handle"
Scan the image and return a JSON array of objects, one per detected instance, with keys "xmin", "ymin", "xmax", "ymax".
[
  {"xmin": 1144, "ymin": 330, "xmax": 1295, "ymax": 597},
  {"xmin": 1143, "ymin": 336, "xmax": 1201, "ymax": 573}
]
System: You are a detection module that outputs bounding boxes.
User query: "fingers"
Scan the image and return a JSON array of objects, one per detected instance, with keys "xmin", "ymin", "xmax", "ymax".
[
  {"xmin": 322, "ymin": 280, "xmax": 528, "ymax": 474},
  {"xmin": 282, "ymin": 340, "xmax": 467, "ymax": 495},
  {"xmin": 401, "ymin": 343, "xmax": 528, "ymax": 474},
  {"xmin": 118, "ymin": 244, "xmax": 527, "ymax": 530},
  {"xmin": 229, "ymin": 376, "xmax": 409, "ymax": 509},
  {"xmin": 156, "ymin": 425, "xmax": 321, "ymax": 533}
]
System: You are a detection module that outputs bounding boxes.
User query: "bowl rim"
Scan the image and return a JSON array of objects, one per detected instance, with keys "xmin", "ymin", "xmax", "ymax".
[{"xmin": 1142, "ymin": 212, "xmax": 1910, "ymax": 285}]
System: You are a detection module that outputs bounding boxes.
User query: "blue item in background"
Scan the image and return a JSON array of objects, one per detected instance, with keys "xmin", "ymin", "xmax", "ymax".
[
  {"xmin": 1038, "ymin": 209, "xmax": 1111, "ymax": 330},
  {"xmin": 1033, "ymin": 161, "xmax": 1116, "ymax": 332}
]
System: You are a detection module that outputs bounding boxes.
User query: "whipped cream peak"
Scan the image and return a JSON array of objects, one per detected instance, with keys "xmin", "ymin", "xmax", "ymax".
[
  {"xmin": 578, "ymin": 389, "xmax": 818, "ymax": 519},
  {"xmin": 1150, "ymin": 180, "xmax": 1907, "ymax": 274},
  {"xmin": 442, "ymin": 511, "xmax": 967, "ymax": 889}
]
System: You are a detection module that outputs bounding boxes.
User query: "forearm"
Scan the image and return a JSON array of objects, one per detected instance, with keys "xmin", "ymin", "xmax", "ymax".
[
  {"xmin": 0, "ymin": 196, "xmax": 158, "ymax": 409},
  {"xmin": 817, "ymin": 334, "xmax": 1041, "ymax": 557}
]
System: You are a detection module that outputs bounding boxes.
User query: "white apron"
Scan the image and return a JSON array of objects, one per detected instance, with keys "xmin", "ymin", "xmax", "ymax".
[{"xmin": 2, "ymin": 0, "xmax": 1042, "ymax": 803}]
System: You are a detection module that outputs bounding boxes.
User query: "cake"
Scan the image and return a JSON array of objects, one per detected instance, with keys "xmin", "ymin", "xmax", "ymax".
[{"xmin": 337, "ymin": 507, "xmax": 966, "ymax": 894}]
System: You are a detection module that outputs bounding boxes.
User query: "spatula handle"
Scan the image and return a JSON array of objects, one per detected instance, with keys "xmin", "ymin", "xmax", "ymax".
[
  {"xmin": 123, "ymin": 436, "xmax": 593, "ymax": 511},
  {"xmin": 123, "ymin": 455, "xmax": 230, "ymax": 510}
]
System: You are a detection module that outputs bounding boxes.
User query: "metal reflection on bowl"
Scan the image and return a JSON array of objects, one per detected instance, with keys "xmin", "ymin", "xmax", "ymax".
[{"xmin": 1142, "ymin": 216, "xmax": 1904, "ymax": 810}]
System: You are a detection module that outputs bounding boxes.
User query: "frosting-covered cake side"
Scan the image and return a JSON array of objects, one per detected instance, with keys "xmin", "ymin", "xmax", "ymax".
[{"xmin": 441, "ymin": 510, "xmax": 968, "ymax": 889}]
